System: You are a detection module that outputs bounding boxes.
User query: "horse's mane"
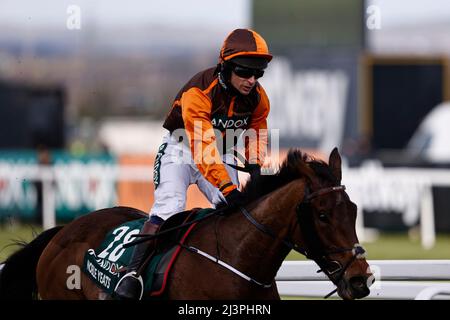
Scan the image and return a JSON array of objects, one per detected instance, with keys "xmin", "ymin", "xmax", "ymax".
[{"xmin": 240, "ymin": 149, "xmax": 337, "ymax": 204}]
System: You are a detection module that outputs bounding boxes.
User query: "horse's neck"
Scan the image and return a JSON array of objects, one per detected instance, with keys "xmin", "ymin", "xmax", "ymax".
[{"xmin": 227, "ymin": 179, "xmax": 306, "ymax": 283}]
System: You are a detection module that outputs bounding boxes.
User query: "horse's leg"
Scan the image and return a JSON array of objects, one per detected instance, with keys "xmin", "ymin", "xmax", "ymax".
[{"xmin": 37, "ymin": 241, "xmax": 104, "ymax": 299}]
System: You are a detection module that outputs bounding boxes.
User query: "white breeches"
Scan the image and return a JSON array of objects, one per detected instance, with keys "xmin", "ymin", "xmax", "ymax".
[{"xmin": 149, "ymin": 132, "xmax": 239, "ymax": 221}]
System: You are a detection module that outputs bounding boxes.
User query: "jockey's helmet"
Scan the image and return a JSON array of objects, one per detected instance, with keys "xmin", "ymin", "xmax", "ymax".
[{"xmin": 219, "ymin": 29, "xmax": 272, "ymax": 70}]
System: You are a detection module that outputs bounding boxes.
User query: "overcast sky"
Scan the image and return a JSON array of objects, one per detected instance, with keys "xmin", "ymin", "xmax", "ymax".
[
  {"xmin": 0, "ymin": 0, "xmax": 251, "ymax": 28},
  {"xmin": 1, "ymin": 0, "xmax": 450, "ymax": 29},
  {"xmin": 367, "ymin": 0, "xmax": 450, "ymax": 26},
  {"xmin": 1, "ymin": 0, "xmax": 450, "ymax": 49}
]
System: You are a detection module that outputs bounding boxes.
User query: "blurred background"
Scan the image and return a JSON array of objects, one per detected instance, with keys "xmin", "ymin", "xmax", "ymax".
[{"xmin": 1, "ymin": 0, "xmax": 450, "ymax": 261}]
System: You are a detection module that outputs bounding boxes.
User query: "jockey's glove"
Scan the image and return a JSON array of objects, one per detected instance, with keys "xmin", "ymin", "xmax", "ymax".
[{"xmin": 224, "ymin": 189, "xmax": 247, "ymax": 209}]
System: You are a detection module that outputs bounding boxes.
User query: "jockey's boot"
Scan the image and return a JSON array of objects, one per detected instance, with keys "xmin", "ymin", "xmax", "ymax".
[{"xmin": 114, "ymin": 218, "xmax": 161, "ymax": 300}]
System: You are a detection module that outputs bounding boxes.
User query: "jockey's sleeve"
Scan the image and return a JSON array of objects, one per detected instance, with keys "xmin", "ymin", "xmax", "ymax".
[
  {"xmin": 245, "ymin": 86, "xmax": 270, "ymax": 166},
  {"xmin": 181, "ymin": 87, "xmax": 237, "ymax": 196}
]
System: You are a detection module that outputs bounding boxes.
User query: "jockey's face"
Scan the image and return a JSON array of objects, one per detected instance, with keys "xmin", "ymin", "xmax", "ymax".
[{"xmin": 230, "ymin": 71, "xmax": 257, "ymax": 95}]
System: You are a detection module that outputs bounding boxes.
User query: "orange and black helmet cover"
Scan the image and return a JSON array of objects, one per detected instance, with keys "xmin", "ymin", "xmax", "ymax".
[{"xmin": 219, "ymin": 29, "xmax": 273, "ymax": 67}]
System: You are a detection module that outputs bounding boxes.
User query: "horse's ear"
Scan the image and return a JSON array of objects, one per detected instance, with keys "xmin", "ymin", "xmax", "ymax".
[{"xmin": 329, "ymin": 147, "xmax": 342, "ymax": 183}]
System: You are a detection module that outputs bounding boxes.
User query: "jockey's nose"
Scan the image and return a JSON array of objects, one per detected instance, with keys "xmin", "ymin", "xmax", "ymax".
[{"xmin": 247, "ymin": 76, "xmax": 256, "ymax": 84}]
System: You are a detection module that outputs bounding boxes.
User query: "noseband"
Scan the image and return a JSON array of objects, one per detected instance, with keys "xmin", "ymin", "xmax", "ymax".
[{"xmin": 241, "ymin": 184, "xmax": 367, "ymax": 298}]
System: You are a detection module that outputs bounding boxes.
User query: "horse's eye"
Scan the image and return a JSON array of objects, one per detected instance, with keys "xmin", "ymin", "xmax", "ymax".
[{"xmin": 319, "ymin": 213, "xmax": 328, "ymax": 222}]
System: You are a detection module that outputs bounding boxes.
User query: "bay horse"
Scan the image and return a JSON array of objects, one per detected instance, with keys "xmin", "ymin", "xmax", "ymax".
[{"xmin": 0, "ymin": 148, "xmax": 372, "ymax": 300}]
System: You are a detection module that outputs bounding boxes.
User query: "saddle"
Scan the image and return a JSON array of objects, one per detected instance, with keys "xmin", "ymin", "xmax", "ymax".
[
  {"xmin": 82, "ymin": 207, "xmax": 214, "ymax": 299},
  {"xmin": 153, "ymin": 208, "xmax": 201, "ymax": 251}
]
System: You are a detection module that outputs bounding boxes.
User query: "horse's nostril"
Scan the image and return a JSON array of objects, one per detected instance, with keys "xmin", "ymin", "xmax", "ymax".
[
  {"xmin": 349, "ymin": 276, "xmax": 367, "ymax": 290},
  {"xmin": 347, "ymin": 276, "xmax": 371, "ymax": 299}
]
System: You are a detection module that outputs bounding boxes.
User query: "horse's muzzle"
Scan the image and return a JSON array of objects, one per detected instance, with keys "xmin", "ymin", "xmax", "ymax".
[{"xmin": 338, "ymin": 275, "xmax": 372, "ymax": 300}]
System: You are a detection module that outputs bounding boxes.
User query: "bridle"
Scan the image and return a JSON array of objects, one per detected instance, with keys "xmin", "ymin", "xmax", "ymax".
[
  {"xmin": 226, "ymin": 151, "xmax": 366, "ymax": 278},
  {"xmin": 298, "ymin": 185, "xmax": 366, "ymax": 269},
  {"xmin": 241, "ymin": 184, "xmax": 367, "ymax": 298}
]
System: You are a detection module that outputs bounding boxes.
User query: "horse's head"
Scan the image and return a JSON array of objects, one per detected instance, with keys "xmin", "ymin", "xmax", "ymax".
[{"xmin": 296, "ymin": 148, "xmax": 373, "ymax": 300}]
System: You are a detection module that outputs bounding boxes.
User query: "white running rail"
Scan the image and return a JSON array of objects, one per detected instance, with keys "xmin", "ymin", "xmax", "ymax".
[{"xmin": 275, "ymin": 260, "xmax": 450, "ymax": 300}]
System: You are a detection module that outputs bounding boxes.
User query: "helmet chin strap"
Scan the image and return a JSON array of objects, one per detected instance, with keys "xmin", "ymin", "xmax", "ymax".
[
  {"xmin": 218, "ymin": 71, "xmax": 229, "ymax": 90},
  {"xmin": 218, "ymin": 66, "xmax": 242, "ymax": 96}
]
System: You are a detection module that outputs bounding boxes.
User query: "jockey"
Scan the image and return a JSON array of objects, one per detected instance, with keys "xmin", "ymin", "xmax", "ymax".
[{"xmin": 114, "ymin": 28, "xmax": 272, "ymax": 300}]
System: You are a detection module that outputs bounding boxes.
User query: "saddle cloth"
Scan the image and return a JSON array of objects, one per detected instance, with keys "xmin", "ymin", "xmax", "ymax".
[{"xmin": 82, "ymin": 208, "xmax": 214, "ymax": 299}]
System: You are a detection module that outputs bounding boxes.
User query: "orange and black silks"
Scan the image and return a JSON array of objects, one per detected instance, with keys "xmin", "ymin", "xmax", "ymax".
[{"xmin": 163, "ymin": 29, "xmax": 271, "ymax": 196}]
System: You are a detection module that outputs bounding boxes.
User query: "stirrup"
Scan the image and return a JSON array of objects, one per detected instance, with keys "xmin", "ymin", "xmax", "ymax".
[{"xmin": 114, "ymin": 271, "xmax": 144, "ymax": 300}]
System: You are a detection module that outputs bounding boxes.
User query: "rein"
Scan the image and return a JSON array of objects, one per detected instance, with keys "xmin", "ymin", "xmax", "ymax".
[
  {"xmin": 240, "ymin": 185, "xmax": 349, "ymax": 257},
  {"xmin": 123, "ymin": 207, "xmax": 227, "ymax": 248},
  {"xmin": 299, "ymin": 185, "xmax": 367, "ymax": 298},
  {"xmin": 240, "ymin": 207, "xmax": 305, "ymax": 254},
  {"xmin": 125, "ymin": 150, "xmax": 257, "ymax": 248}
]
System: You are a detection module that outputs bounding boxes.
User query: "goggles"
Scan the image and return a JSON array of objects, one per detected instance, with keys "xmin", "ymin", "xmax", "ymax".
[{"xmin": 232, "ymin": 65, "xmax": 265, "ymax": 79}]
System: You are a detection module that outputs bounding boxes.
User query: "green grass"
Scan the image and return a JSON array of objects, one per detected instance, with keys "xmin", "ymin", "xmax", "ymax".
[
  {"xmin": 1, "ymin": 223, "xmax": 450, "ymax": 262},
  {"xmin": 360, "ymin": 233, "xmax": 450, "ymax": 260},
  {"xmin": 0, "ymin": 223, "xmax": 42, "ymax": 262},
  {"xmin": 286, "ymin": 232, "xmax": 450, "ymax": 260}
]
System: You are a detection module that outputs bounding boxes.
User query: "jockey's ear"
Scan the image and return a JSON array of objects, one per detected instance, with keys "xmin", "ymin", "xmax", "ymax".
[{"xmin": 328, "ymin": 147, "xmax": 342, "ymax": 184}]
